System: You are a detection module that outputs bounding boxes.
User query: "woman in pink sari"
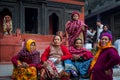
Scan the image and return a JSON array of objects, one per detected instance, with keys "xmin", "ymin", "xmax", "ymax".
[
  {"xmin": 69, "ymin": 38, "xmax": 93, "ymax": 79},
  {"xmin": 66, "ymin": 11, "xmax": 88, "ymax": 46}
]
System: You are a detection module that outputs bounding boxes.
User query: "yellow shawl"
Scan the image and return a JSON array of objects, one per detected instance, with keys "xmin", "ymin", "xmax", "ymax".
[
  {"xmin": 90, "ymin": 41, "xmax": 113, "ymax": 71},
  {"xmin": 90, "ymin": 41, "xmax": 114, "ymax": 80},
  {"xmin": 26, "ymin": 39, "xmax": 36, "ymax": 52}
]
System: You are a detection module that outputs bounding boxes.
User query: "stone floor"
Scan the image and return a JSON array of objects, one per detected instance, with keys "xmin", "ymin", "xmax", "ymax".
[{"xmin": 0, "ymin": 64, "xmax": 120, "ymax": 80}]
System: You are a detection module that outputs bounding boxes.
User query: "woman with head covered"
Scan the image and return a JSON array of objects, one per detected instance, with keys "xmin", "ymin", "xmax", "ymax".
[
  {"xmin": 89, "ymin": 33, "xmax": 120, "ymax": 80},
  {"xmin": 69, "ymin": 38, "xmax": 93, "ymax": 79},
  {"xmin": 65, "ymin": 11, "xmax": 88, "ymax": 46},
  {"xmin": 11, "ymin": 39, "xmax": 41, "ymax": 80}
]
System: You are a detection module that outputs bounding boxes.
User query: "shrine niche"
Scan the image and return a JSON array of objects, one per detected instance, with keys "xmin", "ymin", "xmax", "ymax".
[
  {"xmin": 0, "ymin": 8, "xmax": 12, "ymax": 35},
  {"xmin": 3, "ymin": 15, "xmax": 13, "ymax": 35},
  {"xmin": 49, "ymin": 13, "xmax": 59, "ymax": 35},
  {"xmin": 25, "ymin": 8, "xmax": 38, "ymax": 34}
]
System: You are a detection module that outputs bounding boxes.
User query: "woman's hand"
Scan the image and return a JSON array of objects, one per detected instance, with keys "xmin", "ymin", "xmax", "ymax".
[
  {"xmin": 82, "ymin": 26, "xmax": 85, "ymax": 31},
  {"xmin": 22, "ymin": 62, "xmax": 29, "ymax": 68},
  {"xmin": 17, "ymin": 64, "xmax": 23, "ymax": 68},
  {"xmin": 105, "ymin": 69, "xmax": 111, "ymax": 75},
  {"xmin": 43, "ymin": 61, "xmax": 48, "ymax": 67},
  {"xmin": 55, "ymin": 58, "xmax": 61, "ymax": 64},
  {"xmin": 73, "ymin": 54, "xmax": 80, "ymax": 60}
]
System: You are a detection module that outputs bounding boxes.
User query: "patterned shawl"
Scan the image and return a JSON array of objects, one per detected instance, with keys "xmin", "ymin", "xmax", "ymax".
[
  {"xmin": 66, "ymin": 20, "xmax": 88, "ymax": 46},
  {"xmin": 18, "ymin": 39, "xmax": 40, "ymax": 64},
  {"xmin": 69, "ymin": 46, "xmax": 93, "ymax": 60}
]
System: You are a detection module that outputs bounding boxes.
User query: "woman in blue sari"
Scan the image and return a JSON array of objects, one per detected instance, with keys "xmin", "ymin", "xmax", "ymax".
[{"xmin": 69, "ymin": 38, "xmax": 93, "ymax": 79}]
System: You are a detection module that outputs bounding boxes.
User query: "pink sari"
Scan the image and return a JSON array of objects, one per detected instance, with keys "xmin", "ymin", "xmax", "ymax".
[
  {"xmin": 66, "ymin": 20, "xmax": 88, "ymax": 46},
  {"xmin": 69, "ymin": 46, "xmax": 93, "ymax": 60}
]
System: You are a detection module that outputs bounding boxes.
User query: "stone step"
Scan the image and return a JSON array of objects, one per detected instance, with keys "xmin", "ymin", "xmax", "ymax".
[
  {"xmin": 0, "ymin": 34, "xmax": 54, "ymax": 63},
  {"xmin": 0, "ymin": 35, "xmax": 21, "ymax": 45},
  {"xmin": 21, "ymin": 34, "xmax": 53, "ymax": 42},
  {"xmin": 0, "ymin": 63, "xmax": 13, "ymax": 78},
  {"xmin": 0, "ymin": 62, "xmax": 120, "ymax": 80}
]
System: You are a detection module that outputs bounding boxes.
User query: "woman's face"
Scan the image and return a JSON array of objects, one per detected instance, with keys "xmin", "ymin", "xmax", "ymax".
[
  {"xmin": 100, "ymin": 36, "xmax": 110, "ymax": 46},
  {"xmin": 103, "ymin": 26, "xmax": 108, "ymax": 31},
  {"xmin": 5, "ymin": 15, "xmax": 11, "ymax": 22},
  {"xmin": 53, "ymin": 36, "xmax": 62, "ymax": 46},
  {"xmin": 75, "ymin": 39, "xmax": 82, "ymax": 48},
  {"xmin": 72, "ymin": 14, "xmax": 79, "ymax": 20},
  {"xmin": 30, "ymin": 42, "xmax": 36, "ymax": 52}
]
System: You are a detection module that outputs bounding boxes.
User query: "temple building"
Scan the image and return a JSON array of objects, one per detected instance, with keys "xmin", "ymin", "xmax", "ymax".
[
  {"xmin": 0, "ymin": 0, "xmax": 84, "ymax": 35},
  {"xmin": 0, "ymin": 0, "xmax": 85, "ymax": 63},
  {"xmin": 0, "ymin": 0, "xmax": 85, "ymax": 77}
]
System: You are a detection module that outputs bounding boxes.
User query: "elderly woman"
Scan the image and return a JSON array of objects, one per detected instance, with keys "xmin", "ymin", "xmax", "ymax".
[
  {"xmin": 3, "ymin": 15, "xmax": 13, "ymax": 35},
  {"xmin": 11, "ymin": 39, "xmax": 41, "ymax": 80},
  {"xmin": 69, "ymin": 38, "xmax": 93, "ymax": 79},
  {"xmin": 90, "ymin": 33, "xmax": 120, "ymax": 80},
  {"xmin": 65, "ymin": 11, "xmax": 88, "ymax": 46},
  {"xmin": 40, "ymin": 35, "xmax": 73, "ymax": 80}
]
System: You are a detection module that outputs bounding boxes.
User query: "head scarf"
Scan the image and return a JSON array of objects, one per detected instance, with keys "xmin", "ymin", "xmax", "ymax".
[
  {"xmin": 26, "ymin": 39, "xmax": 36, "ymax": 52},
  {"xmin": 71, "ymin": 11, "xmax": 80, "ymax": 20},
  {"xmin": 18, "ymin": 39, "xmax": 40, "ymax": 64},
  {"xmin": 100, "ymin": 33, "xmax": 112, "ymax": 41}
]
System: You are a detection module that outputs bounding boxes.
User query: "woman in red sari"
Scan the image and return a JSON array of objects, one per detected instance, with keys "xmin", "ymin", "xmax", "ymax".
[
  {"xmin": 65, "ymin": 11, "xmax": 88, "ymax": 46},
  {"xmin": 40, "ymin": 35, "xmax": 72, "ymax": 80}
]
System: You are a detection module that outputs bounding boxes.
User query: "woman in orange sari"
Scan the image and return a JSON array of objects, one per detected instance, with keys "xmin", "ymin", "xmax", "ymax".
[{"xmin": 89, "ymin": 33, "xmax": 120, "ymax": 80}]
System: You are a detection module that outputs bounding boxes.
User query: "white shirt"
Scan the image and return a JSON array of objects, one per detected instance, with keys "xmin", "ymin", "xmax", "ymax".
[
  {"xmin": 97, "ymin": 24, "xmax": 103, "ymax": 41},
  {"xmin": 114, "ymin": 39, "xmax": 120, "ymax": 56},
  {"xmin": 87, "ymin": 30, "xmax": 96, "ymax": 37}
]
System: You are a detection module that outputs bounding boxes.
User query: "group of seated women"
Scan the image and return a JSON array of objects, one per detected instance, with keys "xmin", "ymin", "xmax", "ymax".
[
  {"xmin": 11, "ymin": 35, "xmax": 93, "ymax": 80},
  {"xmin": 11, "ymin": 33, "xmax": 120, "ymax": 80}
]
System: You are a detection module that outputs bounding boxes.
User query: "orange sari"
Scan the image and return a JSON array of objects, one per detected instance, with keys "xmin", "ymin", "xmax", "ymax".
[{"xmin": 89, "ymin": 41, "xmax": 113, "ymax": 80}]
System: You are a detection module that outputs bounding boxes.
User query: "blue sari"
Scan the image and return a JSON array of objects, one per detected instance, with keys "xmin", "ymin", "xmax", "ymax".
[
  {"xmin": 64, "ymin": 59, "xmax": 77, "ymax": 73},
  {"xmin": 68, "ymin": 46, "xmax": 93, "ymax": 76},
  {"xmin": 73, "ymin": 58, "xmax": 92, "ymax": 76}
]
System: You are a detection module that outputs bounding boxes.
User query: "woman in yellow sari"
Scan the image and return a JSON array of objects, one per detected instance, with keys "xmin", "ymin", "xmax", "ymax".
[{"xmin": 11, "ymin": 39, "xmax": 41, "ymax": 80}]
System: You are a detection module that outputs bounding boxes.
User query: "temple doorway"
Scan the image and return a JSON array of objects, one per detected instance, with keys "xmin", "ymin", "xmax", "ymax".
[
  {"xmin": 25, "ymin": 8, "xmax": 38, "ymax": 33},
  {"xmin": 49, "ymin": 13, "xmax": 59, "ymax": 35}
]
